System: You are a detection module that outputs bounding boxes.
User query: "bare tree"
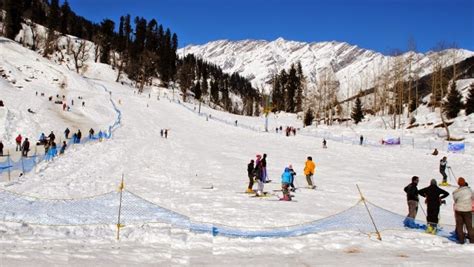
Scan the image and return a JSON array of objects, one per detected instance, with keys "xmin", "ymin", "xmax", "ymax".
[{"xmin": 69, "ymin": 39, "xmax": 91, "ymax": 74}]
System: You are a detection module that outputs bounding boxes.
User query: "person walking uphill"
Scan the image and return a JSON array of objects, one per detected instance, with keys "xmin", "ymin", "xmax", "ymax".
[
  {"xmin": 452, "ymin": 177, "xmax": 474, "ymax": 244},
  {"xmin": 418, "ymin": 179, "xmax": 450, "ymax": 234},
  {"xmin": 304, "ymin": 156, "xmax": 316, "ymax": 189},
  {"xmin": 439, "ymin": 157, "xmax": 448, "ymax": 186},
  {"xmin": 280, "ymin": 167, "xmax": 293, "ymax": 201},
  {"xmin": 246, "ymin": 159, "xmax": 255, "ymax": 193},
  {"xmin": 403, "ymin": 176, "xmax": 420, "ymax": 227}
]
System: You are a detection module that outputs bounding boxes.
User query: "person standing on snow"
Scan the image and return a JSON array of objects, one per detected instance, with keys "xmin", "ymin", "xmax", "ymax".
[
  {"xmin": 21, "ymin": 138, "xmax": 30, "ymax": 157},
  {"xmin": 439, "ymin": 157, "xmax": 448, "ymax": 186},
  {"xmin": 418, "ymin": 179, "xmax": 450, "ymax": 234},
  {"xmin": 0, "ymin": 140, "xmax": 3, "ymax": 156},
  {"xmin": 48, "ymin": 131, "xmax": 56, "ymax": 143},
  {"xmin": 403, "ymin": 176, "xmax": 420, "ymax": 226},
  {"xmin": 15, "ymin": 134, "xmax": 22, "ymax": 152},
  {"xmin": 59, "ymin": 141, "xmax": 67, "ymax": 154},
  {"xmin": 360, "ymin": 135, "xmax": 364, "ymax": 145},
  {"xmin": 322, "ymin": 139, "xmax": 327, "ymax": 149},
  {"xmin": 452, "ymin": 177, "xmax": 474, "ymax": 244},
  {"xmin": 89, "ymin": 128, "xmax": 95, "ymax": 139},
  {"xmin": 261, "ymin": 153, "xmax": 269, "ymax": 183},
  {"xmin": 304, "ymin": 156, "xmax": 316, "ymax": 189},
  {"xmin": 288, "ymin": 164, "xmax": 297, "ymax": 192},
  {"xmin": 280, "ymin": 167, "xmax": 293, "ymax": 201},
  {"xmin": 255, "ymin": 154, "xmax": 265, "ymax": 196},
  {"xmin": 76, "ymin": 129, "xmax": 82, "ymax": 143},
  {"xmin": 246, "ymin": 159, "xmax": 255, "ymax": 193},
  {"xmin": 64, "ymin": 128, "xmax": 70, "ymax": 139},
  {"xmin": 164, "ymin": 129, "xmax": 168, "ymax": 139}
]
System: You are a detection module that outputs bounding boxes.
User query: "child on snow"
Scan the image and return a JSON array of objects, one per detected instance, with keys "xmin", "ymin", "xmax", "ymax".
[{"xmin": 280, "ymin": 167, "xmax": 292, "ymax": 201}]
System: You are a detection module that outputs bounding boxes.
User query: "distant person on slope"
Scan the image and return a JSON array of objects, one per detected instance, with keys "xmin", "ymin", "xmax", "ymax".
[
  {"xmin": 439, "ymin": 157, "xmax": 448, "ymax": 186},
  {"xmin": 164, "ymin": 129, "xmax": 168, "ymax": 139},
  {"xmin": 452, "ymin": 177, "xmax": 474, "ymax": 244},
  {"xmin": 15, "ymin": 134, "xmax": 22, "ymax": 152},
  {"xmin": 89, "ymin": 128, "xmax": 95, "ymax": 139},
  {"xmin": 21, "ymin": 138, "xmax": 30, "ymax": 157},
  {"xmin": 403, "ymin": 176, "xmax": 420, "ymax": 227},
  {"xmin": 322, "ymin": 139, "xmax": 327, "ymax": 149},
  {"xmin": 64, "ymin": 128, "xmax": 70, "ymax": 139},
  {"xmin": 261, "ymin": 153, "xmax": 270, "ymax": 183},
  {"xmin": 60, "ymin": 141, "xmax": 67, "ymax": 154},
  {"xmin": 0, "ymin": 140, "xmax": 4, "ymax": 156},
  {"xmin": 48, "ymin": 131, "xmax": 56, "ymax": 143},
  {"xmin": 280, "ymin": 167, "xmax": 293, "ymax": 201},
  {"xmin": 432, "ymin": 148, "xmax": 439, "ymax": 156},
  {"xmin": 246, "ymin": 159, "xmax": 255, "ymax": 193},
  {"xmin": 360, "ymin": 135, "xmax": 364, "ymax": 145},
  {"xmin": 304, "ymin": 156, "xmax": 316, "ymax": 189},
  {"xmin": 288, "ymin": 164, "xmax": 297, "ymax": 192},
  {"xmin": 418, "ymin": 179, "xmax": 450, "ymax": 234},
  {"xmin": 255, "ymin": 154, "xmax": 265, "ymax": 196},
  {"xmin": 76, "ymin": 129, "xmax": 82, "ymax": 143}
]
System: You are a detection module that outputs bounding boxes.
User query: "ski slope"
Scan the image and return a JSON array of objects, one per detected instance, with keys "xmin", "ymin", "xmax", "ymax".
[{"xmin": 1, "ymin": 38, "xmax": 474, "ymax": 265}]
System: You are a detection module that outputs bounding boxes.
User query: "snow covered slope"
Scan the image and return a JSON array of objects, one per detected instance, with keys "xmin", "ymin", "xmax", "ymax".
[
  {"xmin": 1, "ymin": 38, "xmax": 474, "ymax": 265},
  {"xmin": 180, "ymin": 38, "xmax": 474, "ymax": 99}
]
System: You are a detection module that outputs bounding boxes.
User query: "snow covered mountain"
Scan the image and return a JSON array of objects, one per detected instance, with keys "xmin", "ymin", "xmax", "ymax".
[{"xmin": 180, "ymin": 38, "xmax": 474, "ymax": 100}]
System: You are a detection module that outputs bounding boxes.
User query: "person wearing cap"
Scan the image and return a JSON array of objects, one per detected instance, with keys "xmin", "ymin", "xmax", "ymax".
[
  {"xmin": 403, "ymin": 176, "xmax": 420, "ymax": 226},
  {"xmin": 418, "ymin": 179, "xmax": 450, "ymax": 234},
  {"xmin": 304, "ymin": 156, "xmax": 316, "ymax": 189},
  {"xmin": 452, "ymin": 177, "xmax": 474, "ymax": 243},
  {"xmin": 439, "ymin": 157, "xmax": 448, "ymax": 186}
]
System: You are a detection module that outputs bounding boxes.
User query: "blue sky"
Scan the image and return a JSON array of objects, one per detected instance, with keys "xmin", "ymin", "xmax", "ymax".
[{"xmin": 66, "ymin": 0, "xmax": 473, "ymax": 53}]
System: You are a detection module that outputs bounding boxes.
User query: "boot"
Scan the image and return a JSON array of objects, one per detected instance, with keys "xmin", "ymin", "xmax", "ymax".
[{"xmin": 245, "ymin": 188, "xmax": 254, "ymax": 193}]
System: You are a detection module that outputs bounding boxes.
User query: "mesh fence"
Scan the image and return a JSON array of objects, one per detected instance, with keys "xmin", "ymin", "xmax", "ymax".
[
  {"xmin": 0, "ymin": 82, "xmax": 121, "ymax": 176},
  {"xmin": 0, "ymin": 188, "xmax": 457, "ymax": 241}
]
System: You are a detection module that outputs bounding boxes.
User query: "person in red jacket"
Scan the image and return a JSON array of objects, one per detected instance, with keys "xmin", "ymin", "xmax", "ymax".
[{"xmin": 15, "ymin": 134, "xmax": 22, "ymax": 151}]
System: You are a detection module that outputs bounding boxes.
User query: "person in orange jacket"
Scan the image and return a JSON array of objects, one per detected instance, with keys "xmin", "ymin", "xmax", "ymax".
[{"xmin": 304, "ymin": 156, "xmax": 316, "ymax": 189}]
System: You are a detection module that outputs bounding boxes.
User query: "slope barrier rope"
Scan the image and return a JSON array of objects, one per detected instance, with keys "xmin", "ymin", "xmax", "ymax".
[
  {"xmin": 170, "ymin": 99, "xmax": 473, "ymax": 155},
  {"xmin": 0, "ymin": 82, "xmax": 122, "ymax": 176},
  {"xmin": 0, "ymin": 188, "xmax": 457, "ymax": 241}
]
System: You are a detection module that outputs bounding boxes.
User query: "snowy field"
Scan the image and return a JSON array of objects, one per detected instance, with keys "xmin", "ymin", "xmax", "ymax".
[{"xmin": 1, "ymin": 38, "xmax": 474, "ymax": 266}]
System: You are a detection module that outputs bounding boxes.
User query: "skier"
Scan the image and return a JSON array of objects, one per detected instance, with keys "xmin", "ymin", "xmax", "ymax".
[
  {"xmin": 288, "ymin": 164, "xmax": 297, "ymax": 192},
  {"xmin": 21, "ymin": 138, "xmax": 30, "ymax": 157},
  {"xmin": 439, "ymin": 156, "xmax": 448, "ymax": 186},
  {"xmin": 322, "ymin": 139, "xmax": 327, "ymax": 149},
  {"xmin": 304, "ymin": 156, "xmax": 316, "ymax": 189},
  {"xmin": 403, "ymin": 176, "xmax": 420, "ymax": 227},
  {"xmin": 64, "ymin": 128, "xmax": 70, "ymax": 139},
  {"xmin": 418, "ymin": 179, "xmax": 450, "ymax": 234},
  {"xmin": 89, "ymin": 128, "xmax": 95, "ymax": 139},
  {"xmin": 246, "ymin": 159, "xmax": 255, "ymax": 193},
  {"xmin": 280, "ymin": 167, "xmax": 293, "ymax": 201},
  {"xmin": 15, "ymin": 134, "xmax": 22, "ymax": 151},
  {"xmin": 0, "ymin": 140, "xmax": 3, "ymax": 156},
  {"xmin": 452, "ymin": 177, "xmax": 474, "ymax": 244},
  {"xmin": 59, "ymin": 141, "xmax": 67, "ymax": 154},
  {"xmin": 255, "ymin": 154, "xmax": 265, "ymax": 196},
  {"xmin": 76, "ymin": 129, "xmax": 82, "ymax": 143},
  {"xmin": 48, "ymin": 131, "xmax": 56, "ymax": 143},
  {"xmin": 261, "ymin": 153, "xmax": 270, "ymax": 183}
]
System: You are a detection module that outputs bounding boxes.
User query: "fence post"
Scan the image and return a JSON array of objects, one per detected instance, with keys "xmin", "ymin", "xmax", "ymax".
[
  {"xmin": 7, "ymin": 150, "xmax": 11, "ymax": 182},
  {"xmin": 116, "ymin": 173, "xmax": 125, "ymax": 240},
  {"xmin": 412, "ymin": 138, "xmax": 415, "ymax": 149},
  {"xmin": 356, "ymin": 184, "xmax": 382, "ymax": 241}
]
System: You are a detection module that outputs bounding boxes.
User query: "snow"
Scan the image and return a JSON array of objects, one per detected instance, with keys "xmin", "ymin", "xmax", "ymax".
[{"xmin": 1, "ymin": 37, "xmax": 474, "ymax": 265}]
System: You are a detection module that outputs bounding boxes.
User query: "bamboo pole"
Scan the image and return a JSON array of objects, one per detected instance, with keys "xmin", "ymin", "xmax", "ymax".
[{"xmin": 356, "ymin": 184, "xmax": 382, "ymax": 241}]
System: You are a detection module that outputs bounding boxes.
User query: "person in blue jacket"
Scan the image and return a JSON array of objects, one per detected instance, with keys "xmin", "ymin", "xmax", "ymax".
[{"xmin": 280, "ymin": 167, "xmax": 293, "ymax": 201}]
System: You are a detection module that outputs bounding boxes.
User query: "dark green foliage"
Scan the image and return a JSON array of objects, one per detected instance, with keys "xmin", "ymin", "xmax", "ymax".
[
  {"xmin": 304, "ymin": 108, "xmax": 314, "ymax": 126},
  {"xmin": 444, "ymin": 83, "xmax": 462, "ymax": 119},
  {"xmin": 4, "ymin": 0, "xmax": 23, "ymax": 39},
  {"xmin": 59, "ymin": 0, "xmax": 71, "ymax": 34},
  {"xmin": 99, "ymin": 19, "xmax": 115, "ymax": 64},
  {"xmin": 271, "ymin": 62, "xmax": 305, "ymax": 113},
  {"xmin": 351, "ymin": 97, "xmax": 364, "ymax": 124},
  {"xmin": 465, "ymin": 83, "xmax": 474, "ymax": 116}
]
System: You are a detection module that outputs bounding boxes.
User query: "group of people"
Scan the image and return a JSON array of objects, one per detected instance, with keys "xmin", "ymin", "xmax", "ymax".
[
  {"xmin": 246, "ymin": 154, "xmax": 317, "ymax": 200},
  {"xmin": 404, "ymin": 175, "xmax": 473, "ymax": 244},
  {"xmin": 275, "ymin": 126, "xmax": 298, "ymax": 137}
]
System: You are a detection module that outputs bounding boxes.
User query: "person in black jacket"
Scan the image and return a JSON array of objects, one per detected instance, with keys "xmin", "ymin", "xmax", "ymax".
[
  {"xmin": 404, "ymin": 176, "xmax": 420, "ymax": 220},
  {"xmin": 21, "ymin": 138, "xmax": 30, "ymax": 157},
  {"xmin": 76, "ymin": 129, "xmax": 82, "ymax": 143},
  {"xmin": 439, "ymin": 157, "xmax": 448, "ymax": 185},
  {"xmin": 246, "ymin": 159, "xmax": 255, "ymax": 193},
  {"xmin": 0, "ymin": 140, "xmax": 4, "ymax": 156},
  {"xmin": 418, "ymin": 179, "xmax": 450, "ymax": 233}
]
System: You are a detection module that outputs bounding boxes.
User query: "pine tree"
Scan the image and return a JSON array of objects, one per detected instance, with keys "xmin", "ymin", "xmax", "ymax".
[
  {"xmin": 304, "ymin": 108, "xmax": 314, "ymax": 126},
  {"xmin": 351, "ymin": 97, "xmax": 364, "ymax": 124},
  {"xmin": 465, "ymin": 83, "xmax": 474, "ymax": 116},
  {"xmin": 193, "ymin": 81, "xmax": 202, "ymax": 100},
  {"xmin": 59, "ymin": 0, "xmax": 71, "ymax": 34},
  {"xmin": 48, "ymin": 0, "xmax": 60, "ymax": 31},
  {"xmin": 444, "ymin": 82, "xmax": 462, "ymax": 119},
  {"xmin": 99, "ymin": 19, "xmax": 115, "ymax": 64},
  {"xmin": 295, "ymin": 61, "xmax": 304, "ymax": 112},
  {"xmin": 4, "ymin": 0, "xmax": 23, "ymax": 40}
]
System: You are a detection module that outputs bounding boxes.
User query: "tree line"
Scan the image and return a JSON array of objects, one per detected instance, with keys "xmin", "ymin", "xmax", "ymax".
[{"xmin": 0, "ymin": 0, "xmax": 261, "ymax": 115}]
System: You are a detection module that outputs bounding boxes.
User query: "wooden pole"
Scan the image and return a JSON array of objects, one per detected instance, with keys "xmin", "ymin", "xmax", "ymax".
[
  {"xmin": 116, "ymin": 173, "xmax": 125, "ymax": 240},
  {"xmin": 356, "ymin": 184, "xmax": 382, "ymax": 241},
  {"xmin": 7, "ymin": 150, "xmax": 11, "ymax": 182}
]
